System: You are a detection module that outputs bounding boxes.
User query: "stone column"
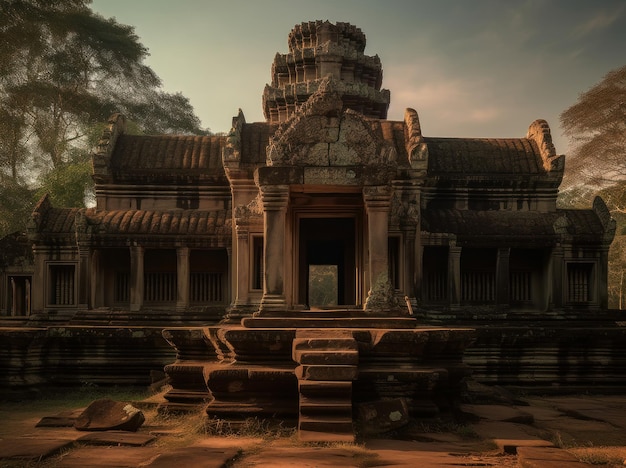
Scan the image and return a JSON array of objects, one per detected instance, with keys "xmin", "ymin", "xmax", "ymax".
[
  {"xmin": 395, "ymin": 180, "xmax": 422, "ymax": 304},
  {"xmin": 78, "ymin": 248, "xmax": 90, "ymax": 309},
  {"xmin": 90, "ymin": 250, "xmax": 103, "ymax": 308},
  {"xmin": 404, "ymin": 230, "xmax": 417, "ymax": 299},
  {"xmin": 550, "ymin": 246, "xmax": 564, "ymax": 311},
  {"xmin": 130, "ymin": 245, "xmax": 144, "ymax": 312},
  {"xmin": 233, "ymin": 225, "xmax": 250, "ymax": 308},
  {"xmin": 496, "ymin": 247, "xmax": 510, "ymax": 309},
  {"xmin": 363, "ymin": 186, "xmax": 393, "ymax": 310},
  {"xmin": 176, "ymin": 247, "xmax": 190, "ymax": 312},
  {"xmin": 448, "ymin": 245, "xmax": 462, "ymax": 309},
  {"xmin": 31, "ymin": 248, "xmax": 45, "ymax": 314},
  {"xmin": 225, "ymin": 246, "xmax": 232, "ymax": 307},
  {"xmin": 259, "ymin": 185, "xmax": 289, "ymax": 313},
  {"xmin": 9, "ymin": 277, "xmax": 16, "ymax": 316},
  {"xmin": 599, "ymin": 246, "xmax": 610, "ymax": 309}
]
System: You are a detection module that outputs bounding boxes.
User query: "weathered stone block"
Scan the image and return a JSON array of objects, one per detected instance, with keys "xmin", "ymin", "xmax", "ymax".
[
  {"xmin": 356, "ymin": 398, "xmax": 410, "ymax": 434},
  {"xmin": 295, "ymin": 364, "xmax": 358, "ymax": 381},
  {"xmin": 298, "ymin": 380, "xmax": 352, "ymax": 398},
  {"xmin": 74, "ymin": 399, "xmax": 145, "ymax": 432},
  {"xmin": 295, "ymin": 350, "xmax": 359, "ymax": 365}
]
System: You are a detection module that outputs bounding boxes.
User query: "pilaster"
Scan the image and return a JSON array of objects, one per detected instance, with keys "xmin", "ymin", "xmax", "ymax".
[
  {"xmin": 550, "ymin": 246, "xmax": 564, "ymax": 311},
  {"xmin": 448, "ymin": 246, "xmax": 462, "ymax": 309},
  {"xmin": 176, "ymin": 247, "xmax": 190, "ymax": 312},
  {"xmin": 259, "ymin": 185, "xmax": 290, "ymax": 313},
  {"xmin": 130, "ymin": 245, "xmax": 144, "ymax": 312},
  {"xmin": 363, "ymin": 186, "xmax": 395, "ymax": 311},
  {"xmin": 496, "ymin": 247, "xmax": 510, "ymax": 309},
  {"xmin": 31, "ymin": 248, "xmax": 45, "ymax": 314},
  {"xmin": 78, "ymin": 248, "xmax": 90, "ymax": 309},
  {"xmin": 90, "ymin": 250, "xmax": 103, "ymax": 308}
]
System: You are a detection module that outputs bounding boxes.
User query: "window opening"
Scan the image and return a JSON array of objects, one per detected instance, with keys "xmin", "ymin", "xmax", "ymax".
[{"xmin": 49, "ymin": 265, "xmax": 75, "ymax": 306}]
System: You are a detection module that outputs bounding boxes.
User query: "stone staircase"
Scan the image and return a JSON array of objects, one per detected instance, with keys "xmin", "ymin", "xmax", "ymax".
[{"xmin": 292, "ymin": 329, "xmax": 358, "ymax": 442}]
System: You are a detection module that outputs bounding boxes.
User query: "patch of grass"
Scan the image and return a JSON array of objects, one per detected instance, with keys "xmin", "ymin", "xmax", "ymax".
[
  {"xmin": 323, "ymin": 443, "xmax": 381, "ymax": 468},
  {"xmin": 202, "ymin": 417, "xmax": 296, "ymax": 439},
  {"xmin": 454, "ymin": 424, "xmax": 481, "ymax": 440},
  {"xmin": 568, "ymin": 446, "xmax": 626, "ymax": 466},
  {"xmin": 147, "ymin": 409, "xmax": 209, "ymax": 448}
]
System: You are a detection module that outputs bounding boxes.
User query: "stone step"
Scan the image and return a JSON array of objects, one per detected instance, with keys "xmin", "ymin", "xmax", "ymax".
[
  {"xmin": 294, "ymin": 349, "xmax": 359, "ymax": 365},
  {"xmin": 299, "ymin": 380, "xmax": 352, "ymax": 397},
  {"xmin": 299, "ymin": 396, "xmax": 352, "ymax": 415},
  {"xmin": 242, "ymin": 316, "xmax": 417, "ymax": 328},
  {"xmin": 295, "ymin": 364, "xmax": 358, "ymax": 381},
  {"xmin": 293, "ymin": 336, "xmax": 358, "ymax": 351},
  {"xmin": 299, "ymin": 414, "xmax": 354, "ymax": 434}
]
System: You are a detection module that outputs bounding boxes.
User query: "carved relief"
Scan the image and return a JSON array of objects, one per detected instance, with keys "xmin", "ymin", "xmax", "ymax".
[
  {"xmin": 390, "ymin": 191, "xmax": 420, "ymax": 228},
  {"xmin": 403, "ymin": 108, "xmax": 428, "ymax": 168},
  {"xmin": 267, "ymin": 77, "xmax": 397, "ymax": 173},
  {"xmin": 526, "ymin": 119, "xmax": 563, "ymax": 173},
  {"xmin": 223, "ymin": 109, "xmax": 245, "ymax": 164}
]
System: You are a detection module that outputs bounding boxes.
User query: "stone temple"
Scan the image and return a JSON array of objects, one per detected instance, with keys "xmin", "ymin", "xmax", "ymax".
[{"xmin": 0, "ymin": 21, "xmax": 623, "ymax": 440}]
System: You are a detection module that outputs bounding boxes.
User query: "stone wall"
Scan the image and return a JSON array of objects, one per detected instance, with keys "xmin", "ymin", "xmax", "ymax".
[
  {"xmin": 0, "ymin": 326, "xmax": 174, "ymax": 397},
  {"xmin": 464, "ymin": 320, "xmax": 626, "ymax": 391}
]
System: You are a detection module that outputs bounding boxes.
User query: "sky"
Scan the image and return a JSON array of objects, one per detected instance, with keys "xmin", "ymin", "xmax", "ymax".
[{"xmin": 90, "ymin": 0, "xmax": 626, "ymax": 154}]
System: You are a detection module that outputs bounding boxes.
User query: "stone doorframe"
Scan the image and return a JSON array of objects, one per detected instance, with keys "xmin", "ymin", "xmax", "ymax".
[
  {"xmin": 256, "ymin": 179, "xmax": 395, "ymax": 314},
  {"xmin": 292, "ymin": 210, "xmax": 363, "ymax": 310}
]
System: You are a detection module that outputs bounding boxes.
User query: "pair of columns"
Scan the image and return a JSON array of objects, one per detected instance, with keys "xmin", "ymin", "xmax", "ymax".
[
  {"xmin": 256, "ymin": 185, "xmax": 393, "ymax": 313},
  {"xmin": 446, "ymin": 247, "xmax": 511, "ymax": 309},
  {"xmin": 445, "ymin": 246, "xmax": 587, "ymax": 310},
  {"xmin": 91, "ymin": 246, "xmax": 191, "ymax": 312}
]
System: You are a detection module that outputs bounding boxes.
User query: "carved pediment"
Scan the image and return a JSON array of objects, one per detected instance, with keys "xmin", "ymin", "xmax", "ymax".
[{"xmin": 267, "ymin": 77, "xmax": 396, "ymax": 169}]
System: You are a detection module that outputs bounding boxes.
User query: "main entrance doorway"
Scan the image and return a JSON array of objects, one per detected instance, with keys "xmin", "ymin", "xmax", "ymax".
[{"xmin": 297, "ymin": 217, "xmax": 357, "ymax": 308}]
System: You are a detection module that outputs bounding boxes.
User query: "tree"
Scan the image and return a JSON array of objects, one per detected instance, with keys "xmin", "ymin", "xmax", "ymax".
[
  {"xmin": 0, "ymin": 0, "xmax": 206, "ymax": 204},
  {"xmin": 0, "ymin": 179, "xmax": 35, "ymax": 236},
  {"xmin": 0, "ymin": 0, "xmax": 208, "ymax": 236},
  {"xmin": 560, "ymin": 64, "xmax": 626, "ymax": 193}
]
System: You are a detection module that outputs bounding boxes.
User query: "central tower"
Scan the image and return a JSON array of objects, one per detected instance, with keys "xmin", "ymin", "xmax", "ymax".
[{"xmin": 262, "ymin": 21, "xmax": 391, "ymax": 123}]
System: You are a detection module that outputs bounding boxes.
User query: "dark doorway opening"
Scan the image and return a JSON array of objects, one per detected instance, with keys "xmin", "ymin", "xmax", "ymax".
[
  {"xmin": 298, "ymin": 218, "xmax": 356, "ymax": 307},
  {"xmin": 7, "ymin": 275, "xmax": 31, "ymax": 316}
]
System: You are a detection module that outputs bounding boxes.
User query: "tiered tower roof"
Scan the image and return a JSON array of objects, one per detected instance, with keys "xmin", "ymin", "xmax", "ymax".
[{"xmin": 262, "ymin": 21, "xmax": 390, "ymax": 123}]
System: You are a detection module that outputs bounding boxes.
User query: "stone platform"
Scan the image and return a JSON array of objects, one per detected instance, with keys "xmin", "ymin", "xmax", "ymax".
[{"xmin": 161, "ymin": 311, "xmax": 475, "ymax": 442}]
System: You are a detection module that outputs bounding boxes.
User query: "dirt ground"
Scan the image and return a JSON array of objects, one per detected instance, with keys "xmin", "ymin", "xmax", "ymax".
[{"xmin": 1, "ymin": 386, "xmax": 626, "ymax": 467}]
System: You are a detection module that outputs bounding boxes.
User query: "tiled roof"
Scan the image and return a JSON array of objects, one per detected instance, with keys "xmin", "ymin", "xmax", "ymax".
[
  {"xmin": 85, "ymin": 209, "xmax": 232, "ymax": 237},
  {"xmin": 31, "ymin": 207, "xmax": 232, "ymax": 242},
  {"xmin": 37, "ymin": 207, "xmax": 80, "ymax": 234},
  {"xmin": 110, "ymin": 134, "xmax": 227, "ymax": 179},
  {"xmin": 424, "ymin": 137, "xmax": 544, "ymax": 175},
  {"xmin": 422, "ymin": 208, "xmax": 605, "ymax": 245},
  {"xmin": 558, "ymin": 209, "xmax": 607, "ymax": 238}
]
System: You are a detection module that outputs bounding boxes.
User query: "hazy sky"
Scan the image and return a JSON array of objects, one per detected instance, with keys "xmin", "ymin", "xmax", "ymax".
[{"xmin": 90, "ymin": 0, "xmax": 625, "ymax": 154}]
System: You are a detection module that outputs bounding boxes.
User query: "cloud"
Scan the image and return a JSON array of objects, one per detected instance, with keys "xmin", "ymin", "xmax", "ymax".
[
  {"xmin": 573, "ymin": 5, "xmax": 624, "ymax": 38},
  {"xmin": 385, "ymin": 62, "xmax": 503, "ymax": 132}
]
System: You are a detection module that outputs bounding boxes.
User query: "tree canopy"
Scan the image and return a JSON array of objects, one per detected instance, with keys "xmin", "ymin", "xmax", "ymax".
[
  {"xmin": 0, "ymin": 0, "xmax": 207, "ymax": 236},
  {"xmin": 560, "ymin": 64, "xmax": 626, "ymax": 191}
]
